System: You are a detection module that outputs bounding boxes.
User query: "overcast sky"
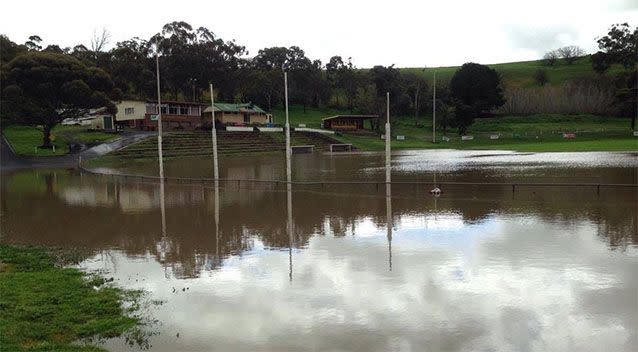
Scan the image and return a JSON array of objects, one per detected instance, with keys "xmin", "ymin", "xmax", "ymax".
[{"xmin": 1, "ymin": 0, "xmax": 636, "ymax": 68}]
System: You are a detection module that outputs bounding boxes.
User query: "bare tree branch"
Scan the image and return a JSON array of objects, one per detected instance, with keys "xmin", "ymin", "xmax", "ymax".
[{"xmin": 90, "ymin": 28, "xmax": 111, "ymax": 57}]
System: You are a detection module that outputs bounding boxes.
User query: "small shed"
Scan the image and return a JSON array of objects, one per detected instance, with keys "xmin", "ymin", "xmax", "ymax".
[{"xmin": 321, "ymin": 115, "xmax": 378, "ymax": 131}]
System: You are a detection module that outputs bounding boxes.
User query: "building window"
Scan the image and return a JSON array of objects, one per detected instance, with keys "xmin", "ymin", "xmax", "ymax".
[
  {"xmin": 125, "ymin": 107, "xmax": 135, "ymax": 115},
  {"xmin": 243, "ymin": 113, "xmax": 250, "ymax": 124}
]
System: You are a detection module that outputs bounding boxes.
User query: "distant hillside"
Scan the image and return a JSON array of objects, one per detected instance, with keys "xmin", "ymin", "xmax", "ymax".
[{"xmin": 400, "ymin": 56, "xmax": 626, "ymax": 88}]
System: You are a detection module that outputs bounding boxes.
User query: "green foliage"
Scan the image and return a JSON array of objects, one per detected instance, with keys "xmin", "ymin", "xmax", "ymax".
[
  {"xmin": 450, "ymin": 63, "xmax": 505, "ymax": 134},
  {"xmin": 0, "ymin": 52, "xmax": 117, "ymax": 147},
  {"xmin": 593, "ymin": 23, "xmax": 638, "ymax": 71},
  {"xmin": 534, "ymin": 69, "xmax": 548, "ymax": 86},
  {"xmin": 0, "ymin": 245, "xmax": 146, "ymax": 351},
  {"xmin": 590, "ymin": 23, "xmax": 637, "ymax": 126}
]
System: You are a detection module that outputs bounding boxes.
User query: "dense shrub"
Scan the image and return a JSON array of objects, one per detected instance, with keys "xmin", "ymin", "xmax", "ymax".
[{"xmin": 497, "ymin": 81, "xmax": 616, "ymax": 115}]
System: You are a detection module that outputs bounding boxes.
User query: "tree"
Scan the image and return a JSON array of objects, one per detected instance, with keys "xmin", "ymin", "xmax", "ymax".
[
  {"xmin": 592, "ymin": 23, "xmax": 638, "ymax": 72},
  {"xmin": 542, "ymin": 50, "xmax": 558, "ymax": 66},
  {"xmin": 90, "ymin": 28, "xmax": 111, "ymax": 59},
  {"xmin": 1, "ymin": 52, "xmax": 117, "ymax": 147},
  {"xmin": 449, "ymin": 63, "xmax": 505, "ymax": 134},
  {"xmin": 592, "ymin": 23, "xmax": 638, "ymax": 128},
  {"xmin": 354, "ymin": 84, "xmax": 382, "ymax": 131},
  {"xmin": 614, "ymin": 70, "xmax": 637, "ymax": 129},
  {"xmin": 534, "ymin": 69, "xmax": 548, "ymax": 86},
  {"xmin": 591, "ymin": 51, "xmax": 611, "ymax": 74},
  {"xmin": 108, "ymin": 38, "xmax": 154, "ymax": 98},
  {"xmin": 25, "ymin": 35, "xmax": 42, "ymax": 51},
  {"xmin": 326, "ymin": 56, "xmax": 359, "ymax": 112},
  {"xmin": 0, "ymin": 35, "xmax": 26, "ymax": 64},
  {"xmin": 400, "ymin": 72, "xmax": 428, "ymax": 126},
  {"xmin": 557, "ymin": 46, "xmax": 585, "ymax": 65}
]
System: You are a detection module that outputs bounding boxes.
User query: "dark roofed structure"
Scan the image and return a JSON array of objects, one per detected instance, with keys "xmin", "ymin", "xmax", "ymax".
[{"xmin": 321, "ymin": 115, "xmax": 378, "ymax": 130}]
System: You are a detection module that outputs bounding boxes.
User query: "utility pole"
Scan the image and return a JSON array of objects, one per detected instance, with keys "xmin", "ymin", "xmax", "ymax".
[
  {"xmin": 432, "ymin": 71, "xmax": 436, "ymax": 143},
  {"xmin": 155, "ymin": 54, "xmax": 164, "ymax": 180},
  {"xmin": 209, "ymin": 84, "xmax": 219, "ymax": 180},
  {"xmin": 284, "ymin": 71, "xmax": 291, "ymax": 184},
  {"xmin": 385, "ymin": 92, "xmax": 392, "ymax": 271}
]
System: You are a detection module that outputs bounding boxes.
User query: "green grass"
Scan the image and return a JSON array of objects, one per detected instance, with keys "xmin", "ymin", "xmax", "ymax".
[
  {"xmin": 2, "ymin": 125, "xmax": 118, "ymax": 156},
  {"xmin": 400, "ymin": 57, "xmax": 626, "ymax": 88},
  {"xmin": 269, "ymin": 105, "xmax": 636, "ymax": 152},
  {"xmin": 334, "ymin": 132, "xmax": 637, "ymax": 152},
  {"xmin": 0, "ymin": 245, "xmax": 149, "ymax": 351}
]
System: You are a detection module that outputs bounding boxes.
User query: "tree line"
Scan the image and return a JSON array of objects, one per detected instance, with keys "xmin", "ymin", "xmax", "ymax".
[
  {"xmin": 0, "ymin": 21, "xmax": 635, "ymax": 147},
  {"xmin": 1, "ymin": 21, "xmax": 434, "ymax": 116}
]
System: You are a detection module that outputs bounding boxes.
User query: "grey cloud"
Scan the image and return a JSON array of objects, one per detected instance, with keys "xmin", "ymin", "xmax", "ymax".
[{"xmin": 503, "ymin": 24, "xmax": 578, "ymax": 55}]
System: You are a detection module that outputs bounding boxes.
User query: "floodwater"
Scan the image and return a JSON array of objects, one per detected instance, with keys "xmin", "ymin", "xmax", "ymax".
[{"xmin": 1, "ymin": 150, "xmax": 637, "ymax": 352}]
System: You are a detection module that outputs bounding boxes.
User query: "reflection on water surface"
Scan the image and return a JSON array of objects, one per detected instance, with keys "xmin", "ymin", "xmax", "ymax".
[{"xmin": 1, "ymin": 151, "xmax": 636, "ymax": 351}]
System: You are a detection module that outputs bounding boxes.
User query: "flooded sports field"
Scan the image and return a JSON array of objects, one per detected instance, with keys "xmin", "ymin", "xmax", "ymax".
[{"xmin": 1, "ymin": 150, "xmax": 637, "ymax": 351}]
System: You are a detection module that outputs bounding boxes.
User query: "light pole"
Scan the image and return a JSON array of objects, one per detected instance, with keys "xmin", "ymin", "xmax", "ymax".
[
  {"xmin": 432, "ymin": 71, "xmax": 436, "ymax": 143},
  {"xmin": 209, "ymin": 84, "xmax": 219, "ymax": 180},
  {"xmin": 155, "ymin": 54, "xmax": 164, "ymax": 180},
  {"xmin": 284, "ymin": 71, "xmax": 291, "ymax": 184},
  {"xmin": 385, "ymin": 92, "xmax": 391, "ymax": 184}
]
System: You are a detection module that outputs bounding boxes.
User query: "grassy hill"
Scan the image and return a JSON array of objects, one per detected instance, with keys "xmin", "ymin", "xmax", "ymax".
[{"xmin": 400, "ymin": 56, "xmax": 626, "ymax": 88}]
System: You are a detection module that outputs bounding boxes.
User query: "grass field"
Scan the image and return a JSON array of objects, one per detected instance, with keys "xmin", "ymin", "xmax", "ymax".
[
  {"xmin": 2, "ymin": 125, "xmax": 118, "ymax": 156},
  {"xmin": 400, "ymin": 57, "xmax": 625, "ymax": 88},
  {"xmin": 272, "ymin": 106, "xmax": 636, "ymax": 152},
  {"xmin": 0, "ymin": 245, "xmax": 149, "ymax": 351}
]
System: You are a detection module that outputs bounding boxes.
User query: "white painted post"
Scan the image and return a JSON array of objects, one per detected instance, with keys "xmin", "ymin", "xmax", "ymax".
[
  {"xmin": 385, "ymin": 92, "xmax": 391, "ymax": 184},
  {"xmin": 432, "ymin": 71, "xmax": 436, "ymax": 143},
  {"xmin": 287, "ymin": 182, "xmax": 293, "ymax": 281},
  {"xmin": 159, "ymin": 177, "xmax": 166, "ymax": 237},
  {"xmin": 214, "ymin": 179, "xmax": 219, "ymax": 260},
  {"xmin": 156, "ymin": 54, "xmax": 165, "ymax": 180},
  {"xmin": 209, "ymin": 84, "xmax": 219, "ymax": 180},
  {"xmin": 385, "ymin": 92, "xmax": 392, "ymax": 271},
  {"xmin": 284, "ymin": 72, "xmax": 292, "ymax": 184},
  {"xmin": 386, "ymin": 182, "xmax": 392, "ymax": 271}
]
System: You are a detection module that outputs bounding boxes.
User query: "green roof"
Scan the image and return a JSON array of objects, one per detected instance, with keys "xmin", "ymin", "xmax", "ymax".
[{"xmin": 206, "ymin": 103, "xmax": 267, "ymax": 114}]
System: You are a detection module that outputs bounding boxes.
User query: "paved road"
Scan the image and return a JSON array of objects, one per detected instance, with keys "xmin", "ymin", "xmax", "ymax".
[{"xmin": 1, "ymin": 131, "xmax": 154, "ymax": 171}]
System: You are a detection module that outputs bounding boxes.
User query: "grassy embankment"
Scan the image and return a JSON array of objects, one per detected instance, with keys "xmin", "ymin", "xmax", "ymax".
[
  {"xmin": 271, "ymin": 105, "xmax": 637, "ymax": 152},
  {"xmin": 401, "ymin": 57, "xmax": 626, "ymax": 87},
  {"xmin": 2, "ymin": 125, "xmax": 118, "ymax": 156},
  {"xmin": 0, "ymin": 245, "xmax": 150, "ymax": 351}
]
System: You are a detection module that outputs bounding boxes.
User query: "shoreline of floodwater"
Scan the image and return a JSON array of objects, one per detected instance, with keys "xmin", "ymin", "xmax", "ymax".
[{"xmin": 0, "ymin": 244, "xmax": 156, "ymax": 351}]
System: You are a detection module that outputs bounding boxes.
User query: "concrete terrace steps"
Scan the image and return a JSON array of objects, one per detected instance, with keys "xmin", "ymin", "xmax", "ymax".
[
  {"xmin": 291, "ymin": 132, "xmax": 343, "ymax": 151},
  {"xmin": 112, "ymin": 131, "xmax": 343, "ymax": 158}
]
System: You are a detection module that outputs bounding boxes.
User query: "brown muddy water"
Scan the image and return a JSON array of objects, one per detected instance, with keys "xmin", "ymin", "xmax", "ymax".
[{"xmin": 1, "ymin": 150, "xmax": 637, "ymax": 351}]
